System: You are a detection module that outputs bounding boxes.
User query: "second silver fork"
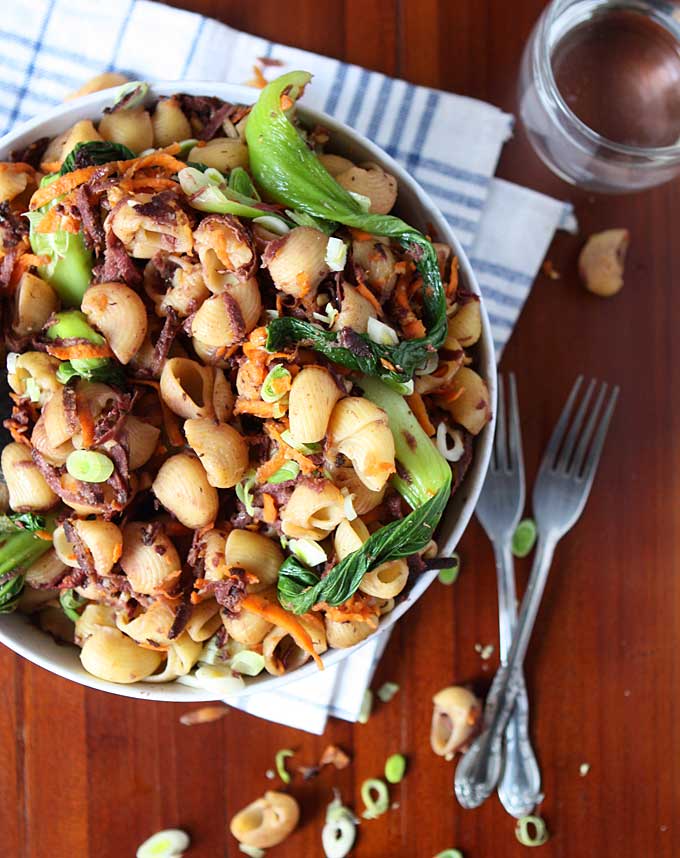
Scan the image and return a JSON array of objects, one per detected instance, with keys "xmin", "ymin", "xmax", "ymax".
[{"xmin": 475, "ymin": 373, "xmax": 542, "ymax": 818}]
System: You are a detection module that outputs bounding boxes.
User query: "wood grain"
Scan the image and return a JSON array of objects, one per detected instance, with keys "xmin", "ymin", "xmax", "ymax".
[{"xmin": 1, "ymin": 1, "xmax": 678, "ymax": 856}]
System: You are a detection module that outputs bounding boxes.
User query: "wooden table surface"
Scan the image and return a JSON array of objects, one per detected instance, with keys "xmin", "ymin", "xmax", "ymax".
[{"xmin": 1, "ymin": 1, "xmax": 678, "ymax": 856}]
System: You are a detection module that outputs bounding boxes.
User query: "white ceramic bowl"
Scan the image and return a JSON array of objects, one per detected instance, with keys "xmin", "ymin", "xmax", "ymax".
[{"xmin": 0, "ymin": 81, "xmax": 496, "ymax": 701}]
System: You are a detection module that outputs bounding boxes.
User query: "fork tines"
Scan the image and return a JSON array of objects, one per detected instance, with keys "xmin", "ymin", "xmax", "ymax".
[{"xmin": 541, "ymin": 376, "xmax": 620, "ymax": 482}]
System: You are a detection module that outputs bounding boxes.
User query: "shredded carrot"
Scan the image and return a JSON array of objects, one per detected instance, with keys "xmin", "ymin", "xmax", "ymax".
[
  {"xmin": 438, "ymin": 385, "xmax": 466, "ymax": 403},
  {"xmin": 320, "ymin": 596, "xmax": 380, "ymax": 625},
  {"xmin": 394, "ymin": 276, "xmax": 426, "ymax": 339},
  {"xmin": 118, "ymin": 176, "xmax": 179, "ymax": 194},
  {"xmin": 75, "ymin": 389, "xmax": 95, "ymax": 449},
  {"xmin": 34, "ymin": 530, "xmax": 53, "ymax": 542},
  {"xmin": 262, "ymin": 493, "xmax": 277, "ymax": 524},
  {"xmin": 280, "ymin": 93, "xmax": 293, "ymax": 111},
  {"xmin": 0, "ymin": 161, "xmax": 36, "ymax": 176},
  {"xmin": 406, "ymin": 392, "xmax": 435, "ymax": 436},
  {"xmin": 380, "ymin": 358, "xmax": 397, "ymax": 372},
  {"xmin": 46, "ymin": 342, "xmax": 113, "ymax": 360},
  {"xmin": 447, "ymin": 256, "xmax": 459, "ymax": 298},
  {"xmin": 5, "ymin": 423, "xmax": 31, "ymax": 446},
  {"xmin": 355, "ymin": 281, "xmax": 383, "ymax": 316},
  {"xmin": 40, "ymin": 160, "xmax": 62, "ymax": 174},
  {"xmin": 263, "ymin": 421, "xmax": 317, "ymax": 475},
  {"xmin": 246, "ymin": 65, "xmax": 268, "ymax": 89},
  {"xmin": 8, "ymin": 253, "xmax": 50, "ymax": 288},
  {"xmin": 234, "ymin": 399, "xmax": 279, "ymax": 419},
  {"xmin": 121, "ymin": 149, "xmax": 185, "ymax": 178},
  {"xmin": 35, "ymin": 205, "xmax": 80, "ymax": 234},
  {"xmin": 160, "ymin": 400, "xmax": 184, "ymax": 448},
  {"xmin": 29, "ymin": 166, "xmax": 99, "ymax": 209},
  {"xmin": 350, "ymin": 228, "xmax": 374, "ymax": 241},
  {"xmin": 256, "ymin": 445, "xmax": 287, "ymax": 483},
  {"xmin": 241, "ymin": 594, "xmax": 323, "ymax": 669}
]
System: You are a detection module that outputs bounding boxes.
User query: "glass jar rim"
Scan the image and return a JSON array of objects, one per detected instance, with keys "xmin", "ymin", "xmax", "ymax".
[{"xmin": 537, "ymin": 1, "xmax": 680, "ymax": 161}]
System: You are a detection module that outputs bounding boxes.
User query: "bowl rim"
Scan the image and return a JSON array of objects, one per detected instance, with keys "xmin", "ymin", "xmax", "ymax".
[{"xmin": 0, "ymin": 79, "xmax": 496, "ymax": 703}]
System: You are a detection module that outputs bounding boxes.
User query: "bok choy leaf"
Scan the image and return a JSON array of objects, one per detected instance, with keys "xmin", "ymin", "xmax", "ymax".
[{"xmin": 246, "ymin": 70, "xmax": 447, "ymax": 388}]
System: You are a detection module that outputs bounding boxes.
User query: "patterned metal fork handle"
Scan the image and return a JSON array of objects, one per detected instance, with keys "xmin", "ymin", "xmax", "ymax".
[
  {"xmin": 455, "ymin": 534, "xmax": 557, "ymax": 809},
  {"xmin": 493, "ymin": 543, "xmax": 543, "ymax": 818}
]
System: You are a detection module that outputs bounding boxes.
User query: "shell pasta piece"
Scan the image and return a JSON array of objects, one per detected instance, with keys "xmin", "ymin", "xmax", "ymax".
[
  {"xmin": 152, "ymin": 453, "xmax": 219, "ymax": 529},
  {"xmin": 80, "ymin": 626, "xmax": 163, "ymax": 683},
  {"xmin": 327, "ymin": 398, "xmax": 396, "ymax": 492},
  {"xmin": 119, "ymin": 522, "xmax": 182, "ymax": 595},
  {"xmin": 281, "ymin": 481, "xmax": 346, "ymax": 540},
  {"xmin": 288, "ymin": 366, "xmax": 344, "ymax": 445},
  {"xmin": 1, "ymin": 442, "xmax": 58, "ymax": 511}
]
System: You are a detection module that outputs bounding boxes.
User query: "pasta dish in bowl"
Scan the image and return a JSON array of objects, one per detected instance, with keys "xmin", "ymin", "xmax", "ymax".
[{"xmin": 0, "ymin": 73, "xmax": 495, "ymax": 700}]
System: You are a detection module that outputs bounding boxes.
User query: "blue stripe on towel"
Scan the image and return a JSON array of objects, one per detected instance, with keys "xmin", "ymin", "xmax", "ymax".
[
  {"xmin": 180, "ymin": 14, "xmax": 207, "ymax": 77},
  {"xmin": 324, "ymin": 62, "xmax": 348, "ymax": 115},
  {"xmin": 6, "ymin": 0, "xmax": 56, "ymax": 129},
  {"xmin": 406, "ymin": 90, "xmax": 439, "ymax": 172},
  {"xmin": 365, "ymin": 75, "xmax": 393, "ymax": 141},
  {"xmin": 469, "ymin": 257, "xmax": 533, "ymax": 286},
  {"xmin": 416, "ymin": 178, "xmax": 486, "ymax": 212},
  {"xmin": 384, "ymin": 82, "xmax": 416, "ymax": 157},
  {"xmin": 345, "ymin": 67, "xmax": 370, "ymax": 127},
  {"xmin": 477, "ymin": 282, "xmax": 524, "ymax": 309},
  {"xmin": 106, "ymin": 0, "xmax": 136, "ymax": 71}
]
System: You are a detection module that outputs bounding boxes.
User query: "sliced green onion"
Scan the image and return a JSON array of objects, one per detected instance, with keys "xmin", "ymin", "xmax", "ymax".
[
  {"xmin": 24, "ymin": 377, "xmax": 41, "ymax": 403},
  {"xmin": 512, "ymin": 519, "xmax": 537, "ymax": 558},
  {"xmin": 285, "ymin": 209, "xmax": 338, "ymax": 235},
  {"xmin": 267, "ymin": 460, "xmax": 300, "ymax": 484},
  {"xmin": 59, "ymin": 588, "xmax": 87, "ymax": 623},
  {"xmin": 384, "ymin": 753, "xmax": 407, "ymax": 784},
  {"xmin": 199, "ymin": 634, "xmax": 225, "ymax": 666},
  {"xmin": 239, "ymin": 846, "xmax": 266, "ymax": 858},
  {"xmin": 388, "ymin": 378, "xmax": 415, "ymax": 395},
  {"xmin": 322, "ymin": 794, "xmax": 357, "ymax": 858},
  {"xmin": 376, "ymin": 681, "xmax": 400, "ymax": 703},
  {"xmin": 348, "ymin": 191, "xmax": 371, "ymax": 212},
  {"xmin": 228, "ymin": 650, "xmax": 265, "ymax": 676},
  {"xmin": 280, "ymin": 430, "xmax": 321, "ymax": 455},
  {"xmin": 438, "ymin": 553, "xmax": 460, "ymax": 585},
  {"xmin": 261, "ymin": 365, "xmax": 292, "ymax": 402},
  {"xmin": 367, "ymin": 316, "xmax": 399, "ymax": 346},
  {"xmin": 6, "ymin": 352, "xmax": 19, "ymax": 374},
  {"xmin": 325, "ymin": 236, "xmax": 348, "ymax": 272},
  {"xmin": 434, "ymin": 851, "xmax": 464, "ymax": 858},
  {"xmin": 253, "ymin": 214, "xmax": 290, "ymax": 235},
  {"xmin": 229, "ymin": 166, "xmax": 260, "ymax": 200},
  {"xmin": 515, "ymin": 815, "xmax": 549, "ymax": 847},
  {"xmin": 176, "ymin": 138, "xmax": 199, "ymax": 159},
  {"xmin": 56, "ymin": 361, "xmax": 79, "ymax": 384},
  {"xmin": 47, "ymin": 310, "xmax": 103, "ymax": 344},
  {"xmin": 357, "ymin": 689, "xmax": 373, "ymax": 724},
  {"xmin": 65, "ymin": 450, "xmax": 114, "ymax": 483},
  {"xmin": 176, "ymin": 664, "xmax": 245, "ymax": 696},
  {"xmin": 235, "ymin": 472, "xmax": 257, "ymax": 516},
  {"xmin": 135, "ymin": 828, "xmax": 189, "ymax": 858},
  {"xmin": 360, "ymin": 778, "xmax": 389, "ymax": 820},
  {"xmin": 275, "ymin": 748, "xmax": 294, "ymax": 784},
  {"xmin": 288, "ymin": 537, "xmax": 327, "ymax": 567},
  {"xmin": 113, "ymin": 81, "xmax": 149, "ymax": 111},
  {"xmin": 312, "ymin": 302, "xmax": 339, "ymax": 327}
]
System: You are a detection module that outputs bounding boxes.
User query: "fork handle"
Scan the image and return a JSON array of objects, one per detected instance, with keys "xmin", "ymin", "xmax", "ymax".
[
  {"xmin": 454, "ymin": 533, "xmax": 558, "ymax": 809},
  {"xmin": 492, "ymin": 543, "xmax": 543, "ymax": 816}
]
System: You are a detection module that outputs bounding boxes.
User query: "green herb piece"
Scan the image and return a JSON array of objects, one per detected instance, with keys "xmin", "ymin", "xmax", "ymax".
[
  {"xmin": 228, "ymin": 650, "xmax": 265, "ymax": 677},
  {"xmin": 288, "ymin": 537, "xmax": 326, "ymax": 567},
  {"xmin": 267, "ymin": 461, "xmax": 300, "ymax": 485},
  {"xmin": 66, "ymin": 450, "xmax": 114, "ymax": 483},
  {"xmin": 178, "ymin": 166, "xmax": 279, "ymax": 220},
  {"xmin": 238, "ymin": 846, "xmax": 265, "ymax": 858},
  {"xmin": 275, "ymin": 748, "xmax": 294, "ymax": 784},
  {"xmin": 286, "ymin": 208, "xmax": 337, "ymax": 235},
  {"xmin": 438, "ymin": 553, "xmax": 460, "ymax": 585},
  {"xmin": 235, "ymin": 472, "xmax": 257, "ymax": 516},
  {"xmin": 434, "ymin": 850, "xmax": 464, "ymax": 858},
  {"xmin": 176, "ymin": 138, "xmax": 199, "ymax": 159},
  {"xmin": 59, "ymin": 140, "xmax": 135, "ymax": 174},
  {"xmin": 135, "ymin": 827, "xmax": 190, "ymax": 858},
  {"xmin": 322, "ymin": 793, "xmax": 357, "ymax": 858},
  {"xmin": 228, "ymin": 166, "xmax": 260, "ymax": 199},
  {"xmin": 56, "ymin": 359, "xmax": 125, "ymax": 386},
  {"xmin": 279, "ymin": 430, "xmax": 321, "ymax": 455},
  {"xmin": 360, "ymin": 778, "xmax": 389, "ymax": 820},
  {"xmin": 261, "ymin": 365, "xmax": 291, "ymax": 403},
  {"xmin": 357, "ymin": 689, "xmax": 373, "ymax": 724},
  {"xmin": 384, "ymin": 753, "xmax": 407, "ymax": 784},
  {"xmin": 0, "ymin": 512, "xmax": 47, "ymax": 534},
  {"xmin": 59, "ymin": 588, "xmax": 87, "ymax": 622},
  {"xmin": 277, "ymin": 378, "xmax": 451, "ymax": 613},
  {"xmin": 377, "ymin": 681, "xmax": 400, "ymax": 703},
  {"xmin": 512, "ymin": 518, "xmax": 537, "ymax": 558},
  {"xmin": 0, "ymin": 516, "xmax": 55, "ymax": 613},
  {"xmin": 246, "ymin": 70, "xmax": 447, "ymax": 387},
  {"xmin": 515, "ymin": 815, "xmax": 549, "ymax": 847}
]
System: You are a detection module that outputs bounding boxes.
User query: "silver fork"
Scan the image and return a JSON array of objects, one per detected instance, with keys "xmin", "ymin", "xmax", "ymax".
[
  {"xmin": 475, "ymin": 373, "xmax": 542, "ymax": 818},
  {"xmin": 455, "ymin": 376, "xmax": 619, "ymax": 809}
]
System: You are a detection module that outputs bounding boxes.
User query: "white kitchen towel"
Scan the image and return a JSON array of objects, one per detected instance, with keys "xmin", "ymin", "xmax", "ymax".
[{"xmin": 0, "ymin": 0, "xmax": 575, "ymax": 734}]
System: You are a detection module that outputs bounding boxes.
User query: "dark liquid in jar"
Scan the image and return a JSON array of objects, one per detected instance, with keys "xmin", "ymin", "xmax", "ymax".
[{"xmin": 551, "ymin": 7, "xmax": 680, "ymax": 148}]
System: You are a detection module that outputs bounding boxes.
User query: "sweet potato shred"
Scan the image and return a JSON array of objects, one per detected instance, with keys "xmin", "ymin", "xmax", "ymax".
[
  {"xmin": 406, "ymin": 391, "xmax": 435, "ymax": 436},
  {"xmin": 241, "ymin": 594, "xmax": 323, "ymax": 669},
  {"xmin": 261, "ymin": 493, "xmax": 277, "ymax": 524},
  {"xmin": 46, "ymin": 343, "xmax": 113, "ymax": 360}
]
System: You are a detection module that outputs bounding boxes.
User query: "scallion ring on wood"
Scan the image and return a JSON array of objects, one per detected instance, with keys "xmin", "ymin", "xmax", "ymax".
[
  {"xmin": 275, "ymin": 748, "xmax": 294, "ymax": 784},
  {"xmin": 434, "ymin": 851, "xmax": 464, "ymax": 858},
  {"xmin": 65, "ymin": 450, "xmax": 114, "ymax": 483},
  {"xmin": 515, "ymin": 815, "xmax": 549, "ymax": 847},
  {"xmin": 135, "ymin": 828, "xmax": 190, "ymax": 858},
  {"xmin": 360, "ymin": 778, "xmax": 389, "ymax": 819},
  {"xmin": 357, "ymin": 689, "xmax": 373, "ymax": 724},
  {"xmin": 384, "ymin": 753, "xmax": 407, "ymax": 784},
  {"xmin": 438, "ymin": 553, "xmax": 460, "ymax": 585},
  {"xmin": 512, "ymin": 519, "xmax": 537, "ymax": 558},
  {"xmin": 238, "ymin": 846, "xmax": 266, "ymax": 858},
  {"xmin": 376, "ymin": 681, "xmax": 400, "ymax": 703}
]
